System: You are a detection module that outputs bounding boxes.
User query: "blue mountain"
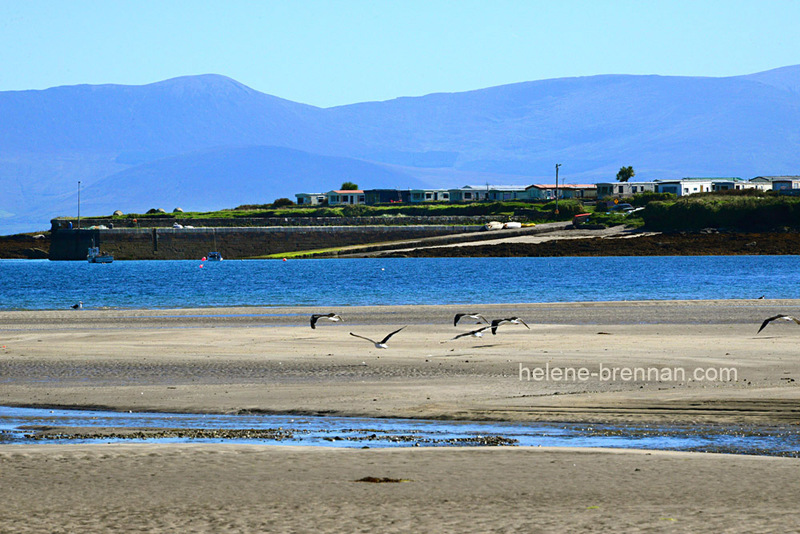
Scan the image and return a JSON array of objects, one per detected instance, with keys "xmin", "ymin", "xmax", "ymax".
[
  {"xmin": 1, "ymin": 66, "xmax": 799, "ymax": 233},
  {"xmin": 67, "ymin": 145, "xmax": 433, "ymax": 217}
]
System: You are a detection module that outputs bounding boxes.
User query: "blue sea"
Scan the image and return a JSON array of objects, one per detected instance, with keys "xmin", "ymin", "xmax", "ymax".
[{"xmin": 1, "ymin": 256, "xmax": 799, "ymax": 310}]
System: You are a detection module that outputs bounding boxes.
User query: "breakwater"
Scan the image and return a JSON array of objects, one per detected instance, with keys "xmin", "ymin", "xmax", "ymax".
[
  {"xmin": 51, "ymin": 215, "xmax": 519, "ymax": 229},
  {"xmin": 48, "ymin": 225, "xmax": 484, "ymax": 260}
]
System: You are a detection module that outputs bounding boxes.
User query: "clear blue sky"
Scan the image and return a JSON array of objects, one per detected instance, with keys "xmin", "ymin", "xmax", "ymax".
[{"xmin": 1, "ymin": 0, "xmax": 798, "ymax": 108}]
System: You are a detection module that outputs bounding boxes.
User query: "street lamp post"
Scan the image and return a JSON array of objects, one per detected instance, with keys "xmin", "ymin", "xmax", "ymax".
[{"xmin": 554, "ymin": 164, "xmax": 561, "ymax": 216}]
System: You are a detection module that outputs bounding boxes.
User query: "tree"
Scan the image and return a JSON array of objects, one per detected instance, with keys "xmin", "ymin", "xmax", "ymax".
[
  {"xmin": 340, "ymin": 181, "xmax": 359, "ymax": 190},
  {"xmin": 272, "ymin": 197, "xmax": 295, "ymax": 207},
  {"xmin": 616, "ymin": 166, "xmax": 635, "ymax": 182}
]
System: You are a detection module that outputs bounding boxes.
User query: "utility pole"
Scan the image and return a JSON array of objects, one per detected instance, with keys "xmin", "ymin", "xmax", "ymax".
[
  {"xmin": 554, "ymin": 164, "xmax": 561, "ymax": 216},
  {"xmin": 77, "ymin": 180, "xmax": 81, "ymax": 230}
]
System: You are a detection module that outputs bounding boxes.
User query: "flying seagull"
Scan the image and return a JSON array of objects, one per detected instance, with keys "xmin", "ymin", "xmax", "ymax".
[
  {"xmin": 442, "ymin": 326, "xmax": 492, "ymax": 342},
  {"xmin": 453, "ymin": 313, "xmax": 489, "ymax": 326},
  {"xmin": 71, "ymin": 301, "xmax": 83, "ymax": 310},
  {"xmin": 310, "ymin": 313, "xmax": 343, "ymax": 329},
  {"xmin": 349, "ymin": 326, "xmax": 407, "ymax": 349},
  {"xmin": 491, "ymin": 317, "xmax": 530, "ymax": 335},
  {"xmin": 757, "ymin": 314, "xmax": 800, "ymax": 334}
]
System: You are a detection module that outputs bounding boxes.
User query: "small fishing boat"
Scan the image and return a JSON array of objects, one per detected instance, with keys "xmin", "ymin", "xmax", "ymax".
[
  {"xmin": 207, "ymin": 251, "xmax": 223, "ymax": 261},
  {"xmin": 87, "ymin": 246, "xmax": 113, "ymax": 263}
]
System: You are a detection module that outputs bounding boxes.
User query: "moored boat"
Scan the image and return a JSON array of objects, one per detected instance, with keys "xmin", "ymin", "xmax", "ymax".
[{"xmin": 87, "ymin": 246, "xmax": 113, "ymax": 263}]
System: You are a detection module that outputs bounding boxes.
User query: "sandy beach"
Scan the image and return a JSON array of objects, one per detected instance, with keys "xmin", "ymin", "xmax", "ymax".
[{"xmin": 2, "ymin": 300, "xmax": 800, "ymax": 532}]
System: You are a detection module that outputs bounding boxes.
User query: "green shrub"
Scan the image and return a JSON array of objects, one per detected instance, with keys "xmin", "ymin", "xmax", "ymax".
[
  {"xmin": 341, "ymin": 204, "xmax": 368, "ymax": 217},
  {"xmin": 234, "ymin": 204, "xmax": 273, "ymax": 210},
  {"xmin": 630, "ymin": 192, "xmax": 676, "ymax": 206},
  {"xmin": 642, "ymin": 196, "xmax": 800, "ymax": 231},
  {"xmin": 271, "ymin": 198, "xmax": 295, "ymax": 208},
  {"xmin": 693, "ymin": 188, "xmax": 771, "ymax": 198},
  {"xmin": 542, "ymin": 199, "xmax": 585, "ymax": 218},
  {"xmin": 589, "ymin": 211, "xmax": 644, "ymax": 228}
]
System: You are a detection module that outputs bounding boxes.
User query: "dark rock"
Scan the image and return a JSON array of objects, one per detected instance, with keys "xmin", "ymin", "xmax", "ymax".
[{"xmin": 23, "ymin": 248, "xmax": 49, "ymax": 259}]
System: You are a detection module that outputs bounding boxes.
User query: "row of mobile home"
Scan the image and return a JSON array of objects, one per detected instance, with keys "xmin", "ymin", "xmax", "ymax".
[
  {"xmin": 596, "ymin": 176, "xmax": 800, "ymax": 199},
  {"xmin": 296, "ymin": 184, "xmax": 598, "ymax": 206},
  {"xmin": 296, "ymin": 176, "xmax": 800, "ymax": 206}
]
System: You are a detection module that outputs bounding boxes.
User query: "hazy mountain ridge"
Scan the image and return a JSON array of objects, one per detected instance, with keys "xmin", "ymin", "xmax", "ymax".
[
  {"xmin": 1, "ymin": 65, "xmax": 799, "ymax": 233},
  {"xmin": 737, "ymin": 65, "xmax": 800, "ymax": 93},
  {"xmin": 60, "ymin": 145, "xmax": 433, "ymax": 218},
  {"xmin": 0, "ymin": 74, "xmax": 325, "ymax": 153},
  {"xmin": 328, "ymin": 72, "xmax": 800, "ymax": 173}
]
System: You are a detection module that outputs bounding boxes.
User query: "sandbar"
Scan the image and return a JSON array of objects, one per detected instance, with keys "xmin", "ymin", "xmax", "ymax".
[{"xmin": 2, "ymin": 300, "xmax": 800, "ymax": 532}]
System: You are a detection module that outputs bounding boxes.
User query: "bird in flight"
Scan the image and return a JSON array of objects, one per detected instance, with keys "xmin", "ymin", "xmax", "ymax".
[
  {"xmin": 757, "ymin": 314, "xmax": 800, "ymax": 334},
  {"xmin": 491, "ymin": 317, "xmax": 530, "ymax": 335},
  {"xmin": 453, "ymin": 313, "xmax": 489, "ymax": 326},
  {"xmin": 310, "ymin": 313, "xmax": 343, "ymax": 329},
  {"xmin": 349, "ymin": 327, "xmax": 407, "ymax": 349},
  {"xmin": 442, "ymin": 326, "xmax": 492, "ymax": 342}
]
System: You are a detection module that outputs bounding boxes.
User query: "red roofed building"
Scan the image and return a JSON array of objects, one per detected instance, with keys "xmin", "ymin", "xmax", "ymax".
[{"xmin": 326, "ymin": 190, "xmax": 365, "ymax": 205}]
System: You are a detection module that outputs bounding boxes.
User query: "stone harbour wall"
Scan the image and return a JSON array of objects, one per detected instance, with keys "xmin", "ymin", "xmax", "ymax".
[
  {"xmin": 48, "ymin": 225, "xmax": 483, "ymax": 260},
  {"xmin": 51, "ymin": 215, "xmax": 517, "ymax": 230}
]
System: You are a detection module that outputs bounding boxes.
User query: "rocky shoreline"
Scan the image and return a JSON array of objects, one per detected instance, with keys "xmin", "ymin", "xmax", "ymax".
[
  {"xmin": 3, "ymin": 229, "xmax": 800, "ymax": 259},
  {"xmin": 0, "ymin": 233, "xmax": 50, "ymax": 259},
  {"xmin": 389, "ymin": 230, "xmax": 800, "ymax": 257}
]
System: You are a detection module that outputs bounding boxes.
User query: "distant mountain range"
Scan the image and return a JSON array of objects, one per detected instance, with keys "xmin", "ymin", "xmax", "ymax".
[{"xmin": 1, "ymin": 65, "xmax": 799, "ymax": 233}]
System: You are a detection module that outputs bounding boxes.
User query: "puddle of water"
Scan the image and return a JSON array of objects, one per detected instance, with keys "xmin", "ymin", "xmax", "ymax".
[{"xmin": 1, "ymin": 406, "xmax": 798, "ymax": 456}]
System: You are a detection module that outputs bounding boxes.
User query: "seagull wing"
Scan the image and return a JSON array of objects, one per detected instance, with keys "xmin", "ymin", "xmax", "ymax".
[
  {"xmin": 350, "ymin": 332, "xmax": 377, "ymax": 344},
  {"xmin": 517, "ymin": 318, "xmax": 530, "ymax": 329},
  {"xmin": 454, "ymin": 313, "xmax": 466, "ymax": 326},
  {"xmin": 381, "ymin": 326, "xmax": 407, "ymax": 344},
  {"xmin": 453, "ymin": 326, "xmax": 491, "ymax": 340},
  {"xmin": 475, "ymin": 314, "xmax": 489, "ymax": 324},
  {"xmin": 757, "ymin": 315, "xmax": 784, "ymax": 334},
  {"xmin": 447, "ymin": 330, "xmax": 473, "ymax": 342},
  {"xmin": 310, "ymin": 315, "xmax": 322, "ymax": 329},
  {"xmin": 789, "ymin": 315, "xmax": 800, "ymax": 325}
]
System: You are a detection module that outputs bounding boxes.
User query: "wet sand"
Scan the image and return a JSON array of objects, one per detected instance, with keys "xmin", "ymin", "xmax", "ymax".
[
  {"xmin": 2, "ymin": 444, "xmax": 799, "ymax": 533},
  {"xmin": 2, "ymin": 300, "xmax": 800, "ymax": 532}
]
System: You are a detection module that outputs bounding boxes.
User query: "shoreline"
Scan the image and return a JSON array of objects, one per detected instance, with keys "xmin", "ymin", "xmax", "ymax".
[
  {"xmin": 390, "ymin": 230, "xmax": 800, "ymax": 257},
  {"xmin": 5, "ymin": 228, "xmax": 800, "ymax": 260}
]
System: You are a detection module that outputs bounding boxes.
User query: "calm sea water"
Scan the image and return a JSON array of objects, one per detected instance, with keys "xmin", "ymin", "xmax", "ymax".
[{"xmin": 1, "ymin": 256, "xmax": 799, "ymax": 310}]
